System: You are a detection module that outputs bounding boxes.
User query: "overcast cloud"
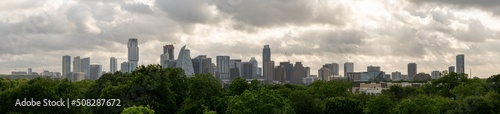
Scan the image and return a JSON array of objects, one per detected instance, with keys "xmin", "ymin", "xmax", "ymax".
[{"xmin": 1, "ymin": 0, "xmax": 499, "ymax": 78}]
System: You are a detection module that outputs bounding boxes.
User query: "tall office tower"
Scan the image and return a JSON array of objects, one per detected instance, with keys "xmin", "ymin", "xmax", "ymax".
[
  {"xmin": 72, "ymin": 72, "xmax": 85, "ymax": 82},
  {"xmin": 161, "ymin": 53, "xmax": 170, "ymax": 68},
  {"xmin": 128, "ymin": 38, "xmax": 139, "ymax": 72},
  {"xmin": 344, "ymin": 62, "xmax": 354, "ymax": 77},
  {"xmin": 73, "ymin": 56, "xmax": 82, "ymax": 72},
  {"xmin": 192, "ymin": 55, "xmax": 213, "ymax": 75},
  {"xmin": 456, "ymin": 54, "xmax": 465, "ymax": 74},
  {"xmin": 263, "ymin": 45, "xmax": 271, "ymax": 62},
  {"xmin": 110, "ymin": 57, "xmax": 117, "ymax": 73},
  {"xmin": 249, "ymin": 57, "xmax": 258, "ymax": 79},
  {"xmin": 217, "ymin": 56, "xmax": 230, "ymax": 80},
  {"xmin": 323, "ymin": 63, "xmax": 340, "ymax": 75},
  {"xmin": 81, "ymin": 57, "xmax": 90, "ymax": 79},
  {"xmin": 262, "ymin": 45, "xmax": 271, "ymax": 81},
  {"xmin": 241, "ymin": 62, "xmax": 254, "ymax": 79},
  {"xmin": 279, "ymin": 62, "xmax": 294, "ymax": 82},
  {"xmin": 291, "ymin": 62, "xmax": 307, "ymax": 85},
  {"xmin": 431, "ymin": 71, "xmax": 441, "ymax": 79},
  {"xmin": 408, "ymin": 63, "xmax": 417, "ymax": 81},
  {"xmin": 449, "ymin": 66, "xmax": 455, "ymax": 73},
  {"xmin": 305, "ymin": 67, "xmax": 310, "ymax": 77},
  {"xmin": 62, "ymin": 55, "xmax": 71, "ymax": 80},
  {"xmin": 163, "ymin": 44, "xmax": 175, "ymax": 60},
  {"xmin": 28, "ymin": 68, "xmax": 32, "ymax": 75},
  {"xmin": 391, "ymin": 71, "xmax": 402, "ymax": 81},
  {"xmin": 367, "ymin": 65, "xmax": 381, "ymax": 72},
  {"xmin": 263, "ymin": 61, "xmax": 275, "ymax": 82},
  {"xmin": 176, "ymin": 45, "xmax": 194, "ymax": 77},
  {"xmin": 318, "ymin": 67, "xmax": 332, "ymax": 81},
  {"xmin": 274, "ymin": 66, "xmax": 286, "ymax": 83},
  {"xmin": 121, "ymin": 61, "xmax": 130, "ymax": 73},
  {"xmin": 230, "ymin": 59, "xmax": 242, "ymax": 76},
  {"xmin": 89, "ymin": 64, "xmax": 102, "ymax": 80}
]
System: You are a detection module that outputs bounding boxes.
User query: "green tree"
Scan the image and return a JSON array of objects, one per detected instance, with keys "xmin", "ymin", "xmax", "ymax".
[
  {"xmin": 226, "ymin": 88, "xmax": 294, "ymax": 114},
  {"xmin": 487, "ymin": 74, "xmax": 500, "ymax": 93},
  {"xmin": 451, "ymin": 81, "xmax": 487, "ymax": 100},
  {"xmin": 289, "ymin": 90, "xmax": 323, "ymax": 114},
  {"xmin": 463, "ymin": 96, "xmax": 493, "ymax": 114},
  {"xmin": 365, "ymin": 94, "xmax": 394, "ymax": 114},
  {"xmin": 121, "ymin": 105, "xmax": 155, "ymax": 114},
  {"xmin": 179, "ymin": 74, "xmax": 223, "ymax": 114},
  {"xmin": 308, "ymin": 80, "xmax": 351, "ymax": 99},
  {"xmin": 228, "ymin": 77, "xmax": 249, "ymax": 96},
  {"xmin": 431, "ymin": 72, "xmax": 469, "ymax": 98},
  {"xmin": 324, "ymin": 97, "xmax": 362, "ymax": 114}
]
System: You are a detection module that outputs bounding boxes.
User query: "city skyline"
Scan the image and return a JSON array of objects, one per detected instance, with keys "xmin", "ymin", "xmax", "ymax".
[{"xmin": 2, "ymin": 0, "xmax": 500, "ymax": 78}]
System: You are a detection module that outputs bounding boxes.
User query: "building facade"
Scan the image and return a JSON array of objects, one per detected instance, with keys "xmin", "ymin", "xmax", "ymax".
[
  {"xmin": 291, "ymin": 62, "xmax": 306, "ymax": 85},
  {"xmin": 176, "ymin": 45, "xmax": 194, "ymax": 77},
  {"xmin": 89, "ymin": 64, "xmax": 102, "ymax": 80},
  {"xmin": 217, "ymin": 56, "xmax": 230, "ymax": 80},
  {"xmin": 344, "ymin": 62, "xmax": 354, "ymax": 77},
  {"xmin": 62, "ymin": 55, "xmax": 71, "ymax": 80},
  {"xmin": 128, "ymin": 38, "xmax": 139, "ymax": 72},
  {"xmin": 456, "ymin": 54, "xmax": 465, "ymax": 74},
  {"xmin": 110, "ymin": 57, "xmax": 117, "ymax": 73},
  {"xmin": 318, "ymin": 67, "xmax": 331, "ymax": 81},
  {"xmin": 407, "ymin": 63, "xmax": 417, "ymax": 81}
]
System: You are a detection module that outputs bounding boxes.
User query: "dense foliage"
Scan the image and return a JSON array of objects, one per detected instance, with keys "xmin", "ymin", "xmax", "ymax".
[{"xmin": 1, "ymin": 65, "xmax": 500, "ymax": 114}]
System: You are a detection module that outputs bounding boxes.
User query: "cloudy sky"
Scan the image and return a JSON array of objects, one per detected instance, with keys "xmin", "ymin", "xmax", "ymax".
[{"xmin": 1, "ymin": 0, "xmax": 499, "ymax": 78}]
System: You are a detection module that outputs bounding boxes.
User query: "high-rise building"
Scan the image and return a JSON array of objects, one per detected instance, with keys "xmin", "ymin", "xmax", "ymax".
[
  {"xmin": 263, "ymin": 61, "xmax": 275, "ymax": 82},
  {"xmin": 62, "ymin": 55, "xmax": 71, "ymax": 80},
  {"xmin": 318, "ymin": 67, "xmax": 331, "ymax": 81},
  {"xmin": 192, "ymin": 55, "xmax": 213, "ymax": 75},
  {"xmin": 323, "ymin": 63, "xmax": 339, "ymax": 75},
  {"xmin": 160, "ymin": 53, "xmax": 169, "ymax": 68},
  {"xmin": 391, "ymin": 71, "xmax": 402, "ymax": 81},
  {"xmin": 291, "ymin": 62, "xmax": 307, "ymax": 84},
  {"xmin": 274, "ymin": 66, "xmax": 286, "ymax": 83},
  {"xmin": 73, "ymin": 56, "xmax": 81, "ymax": 72},
  {"xmin": 305, "ymin": 67, "xmax": 310, "ymax": 77},
  {"xmin": 217, "ymin": 56, "xmax": 230, "ymax": 80},
  {"xmin": 163, "ymin": 44, "xmax": 175, "ymax": 60},
  {"xmin": 344, "ymin": 62, "xmax": 354, "ymax": 77},
  {"xmin": 28, "ymin": 68, "xmax": 32, "ymax": 75},
  {"xmin": 176, "ymin": 45, "xmax": 194, "ymax": 77},
  {"xmin": 72, "ymin": 72, "xmax": 85, "ymax": 82},
  {"xmin": 110, "ymin": 57, "xmax": 117, "ymax": 73},
  {"xmin": 263, "ymin": 45, "xmax": 271, "ymax": 62},
  {"xmin": 81, "ymin": 57, "xmax": 90, "ymax": 79},
  {"xmin": 249, "ymin": 57, "xmax": 258, "ymax": 79},
  {"xmin": 367, "ymin": 65, "xmax": 381, "ymax": 72},
  {"xmin": 230, "ymin": 59, "xmax": 242, "ymax": 77},
  {"xmin": 456, "ymin": 54, "xmax": 465, "ymax": 74},
  {"xmin": 89, "ymin": 64, "xmax": 102, "ymax": 80},
  {"xmin": 449, "ymin": 66, "xmax": 455, "ymax": 73},
  {"xmin": 241, "ymin": 62, "xmax": 254, "ymax": 79},
  {"xmin": 128, "ymin": 38, "xmax": 139, "ymax": 72},
  {"xmin": 280, "ymin": 62, "xmax": 293, "ymax": 82},
  {"xmin": 121, "ymin": 61, "xmax": 130, "ymax": 73},
  {"xmin": 408, "ymin": 63, "xmax": 417, "ymax": 81},
  {"xmin": 431, "ymin": 70, "xmax": 441, "ymax": 79}
]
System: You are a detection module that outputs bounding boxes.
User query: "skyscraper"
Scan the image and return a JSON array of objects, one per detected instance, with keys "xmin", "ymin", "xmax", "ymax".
[
  {"xmin": 89, "ymin": 64, "xmax": 102, "ymax": 80},
  {"xmin": 323, "ymin": 63, "xmax": 339, "ymax": 75},
  {"xmin": 128, "ymin": 38, "xmax": 139, "ymax": 72},
  {"xmin": 291, "ymin": 62, "xmax": 306, "ymax": 84},
  {"xmin": 263, "ymin": 45, "xmax": 271, "ymax": 62},
  {"xmin": 192, "ymin": 55, "xmax": 213, "ymax": 75},
  {"xmin": 62, "ymin": 55, "xmax": 71, "ymax": 80},
  {"xmin": 121, "ymin": 61, "xmax": 130, "ymax": 73},
  {"xmin": 81, "ymin": 57, "xmax": 90, "ymax": 79},
  {"xmin": 110, "ymin": 57, "xmax": 117, "ymax": 73},
  {"xmin": 230, "ymin": 59, "xmax": 242, "ymax": 77},
  {"xmin": 160, "ymin": 53, "xmax": 169, "ymax": 68},
  {"xmin": 344, "ymin": 62, "xmax": 354, "ymax": 77},
  {"xmin": 274, "ymin": 66, "xmax": 286, "ymax": 83},
  {"xmin": 408, "ymin": 63, "xmax": 417, "ymax": 81},
  {"xmin": 73, "ymin": 56, "xmax": 81, "ymax": 73},
  {"xmin": 263, "ymin": 61, "xmax": 275, "ymax": 82},
  {"xmin": 176, "ymin": 45, "xmax": 194, "ymax": 77},
  {"xmin": 449, "ymin": 66, "xmax": 455, "ymax": 73},
  {"xmin": 431, "ymin": 70, "xmax": 441, "ymax": 79},
  {"xmin": 249, "ymin": 57, "xmax": 258, "ymax": 79},
  {"xmin": 280, "ymin": 62, "xmax": 294, "ymax": 82},
  {"xmin": 241, "ymin": 62, "xmax": 254, "ymax": 79},
  {"xmin": 217, "ymin": 56, "xmax": 230, "ymax": 80},
  {"xmin": 163, "ymin": 44, "xmax": 175, "ymax": 60},
  {"xmin": 391, "ymin": 71, "xmax": 402, "ymax": 81},
  {"xmin": 318, "ymin": 67, "xmax": 331, "ymax": 81},
  {"xmin": 456, "ymin": 54, "xmax": 465, "ymax": 74}
]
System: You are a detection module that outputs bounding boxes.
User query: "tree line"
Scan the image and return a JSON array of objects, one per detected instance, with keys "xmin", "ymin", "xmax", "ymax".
[{"xmin": 1, "ymin": 64, "xmax": 500, "ymax": 114}]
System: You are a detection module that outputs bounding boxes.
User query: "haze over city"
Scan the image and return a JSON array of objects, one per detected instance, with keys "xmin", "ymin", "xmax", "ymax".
[{"xmin": 1, "ymin": 0, "xmax": 500, "ymax": 78}]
